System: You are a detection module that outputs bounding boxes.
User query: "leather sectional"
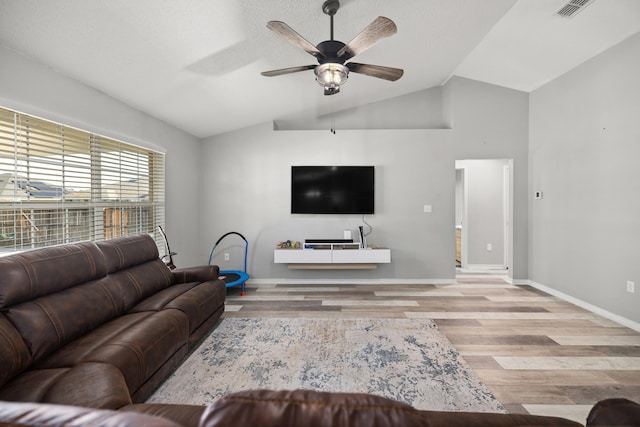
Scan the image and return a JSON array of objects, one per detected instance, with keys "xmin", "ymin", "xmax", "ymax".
[
  {"xmin": 0, "ymin": 234, "xmax": 226, "ymax": 408},
  {"xmin": 0, "ymin": 389, "xmax": 639, "ymax": 426}
]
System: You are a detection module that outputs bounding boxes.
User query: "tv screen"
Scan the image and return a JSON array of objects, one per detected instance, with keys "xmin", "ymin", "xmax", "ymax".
[{"xmin": 291, "ymin": 166, "xmax": 375, "ymax": 214}]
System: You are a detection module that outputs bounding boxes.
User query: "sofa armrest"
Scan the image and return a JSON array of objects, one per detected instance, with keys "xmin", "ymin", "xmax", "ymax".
[
  {"xmin": 171, "ymin": 266, "xmax": 220, "ymax": 284},
  {"xmin": 587, "ymin": 398, "xmax": 640, "ymax": 426},
  {"xmin": 0, "ymin": 363, "xmax": 132, "ymax": 410}
]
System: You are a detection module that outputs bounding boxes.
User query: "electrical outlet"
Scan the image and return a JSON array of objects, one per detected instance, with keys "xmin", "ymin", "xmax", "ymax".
[
  {"xmin": 487, "ymin": 243, "xmax": 492, "ymax": 251},
  {"xmin": 627, "ymin": 281, "xmax": 635, "ymax": 293},
  {"xmin": 224, "ymin": 253, "xmax": 230, "ymax": 261}
]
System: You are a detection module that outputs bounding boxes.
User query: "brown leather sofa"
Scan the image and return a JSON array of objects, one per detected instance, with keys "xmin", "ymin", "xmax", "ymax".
[
  {"xmin": 0, "ymin": 234, "xmax": 226, "ymax": 409},
  {"xmin": 0, "ymin": 390, "xmax": 639, "ymax": 427}
]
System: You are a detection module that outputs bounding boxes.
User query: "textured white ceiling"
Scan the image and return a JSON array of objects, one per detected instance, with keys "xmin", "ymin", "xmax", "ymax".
[
  {"xmin": 454, "ymin": 0, "xmax": 640, "ymax": 91},
  {"xmin": 0, "ymin": 0, "xmax": 639, "ymax": 138}
]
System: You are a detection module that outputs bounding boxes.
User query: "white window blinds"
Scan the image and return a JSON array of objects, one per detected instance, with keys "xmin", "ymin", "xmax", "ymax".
[{"xmin": 0, "ymin": 106, "xmax": 165, "ymax": 254}]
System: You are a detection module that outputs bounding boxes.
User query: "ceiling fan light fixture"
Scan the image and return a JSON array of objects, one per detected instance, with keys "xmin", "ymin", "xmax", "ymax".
[{"xmin": 315, "ymin": 62, "xmax": 349, "ymax": 92}]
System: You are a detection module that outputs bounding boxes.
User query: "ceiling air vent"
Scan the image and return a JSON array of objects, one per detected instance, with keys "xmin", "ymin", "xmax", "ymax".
[{"xmin": 556, "ymin": 0, "xmax": 597, "ymax": 18}]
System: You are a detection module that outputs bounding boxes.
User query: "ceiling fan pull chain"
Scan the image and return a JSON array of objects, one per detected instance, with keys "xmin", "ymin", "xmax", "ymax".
[{"xmin": 330, "ymin": 95, "xmax": 336, "ymax": 134}]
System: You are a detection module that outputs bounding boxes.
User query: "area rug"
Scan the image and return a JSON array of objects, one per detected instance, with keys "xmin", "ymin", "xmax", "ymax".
[{"xmin": 148, "ymin": 317, "xmax": 505, "ymax": 413}]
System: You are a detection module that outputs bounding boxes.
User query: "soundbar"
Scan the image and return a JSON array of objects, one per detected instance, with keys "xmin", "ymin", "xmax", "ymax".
[{"xmin": 305, "ymin": 239, "xmax": 354, "ymax": 244}]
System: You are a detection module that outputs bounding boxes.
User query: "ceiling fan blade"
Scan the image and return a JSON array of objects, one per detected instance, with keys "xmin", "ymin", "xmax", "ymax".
[
  {"xmin": 261, "ymin": 65, "xmax": 317, "ymax": 77},
  {"xmin": 337, "ymin": 16, "xmax": 397, "ymax": 60},
  {"xmin": 266, "ymin": 21, "xmax": 324, "ymax": 59},
  {"xmin": 346, "ymin": 62, "xmax": 404, "ymax": 81}
]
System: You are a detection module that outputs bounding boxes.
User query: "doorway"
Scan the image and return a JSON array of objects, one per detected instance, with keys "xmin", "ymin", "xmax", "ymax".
[{"xmin": 455, "ymin": 159, "xmax": 512, "ymax": 272}]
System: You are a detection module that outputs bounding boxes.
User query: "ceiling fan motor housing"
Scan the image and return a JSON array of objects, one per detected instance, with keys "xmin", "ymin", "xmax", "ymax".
[{"xmin": 316, "ymin": 40, "xmax": 348, "ymax": 64}]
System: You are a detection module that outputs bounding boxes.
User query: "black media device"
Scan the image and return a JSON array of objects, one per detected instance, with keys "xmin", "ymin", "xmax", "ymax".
[{"xmin": 291, "ymin": 166, "xmax": 375, "ymax": 214}]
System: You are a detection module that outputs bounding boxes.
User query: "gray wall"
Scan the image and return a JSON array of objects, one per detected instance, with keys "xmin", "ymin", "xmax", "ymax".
[
  {"xmin": 529, "ymin": 32, "xmax": 640, "ymax": 324},
  {"xmin": 275, "ymin": 87, "xmax": 448, "ymax": 131},
  {"xmin": 448, "ymin": 77, "xmax": 529, "ymax": 280},
  {"xmin": 201, "ymin": 77, "xmax": 530, "ymax": 282},
  {"xmin": 0, "ymin": 45, "xmax": 204, "ymax": 265},
  {"xmin": 201, "ymin": 125, "xmax": 456, "ymax": 281}
]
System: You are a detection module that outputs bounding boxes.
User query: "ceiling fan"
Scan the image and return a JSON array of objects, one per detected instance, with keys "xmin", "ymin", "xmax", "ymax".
[{"xmin": 261, "ymin": 0, "xmax": 404, "ymax": 95}]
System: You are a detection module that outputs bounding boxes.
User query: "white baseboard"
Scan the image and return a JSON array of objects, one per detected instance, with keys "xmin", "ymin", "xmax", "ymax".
[
  {"xmin": 508, "ymin": 278, "xmax": 530, "ymax": 285},
  {"xmin": 247, "ymin": 278, "xmax": 456, "ymax": 286},
  {"xmin": 522, "ymin": 280, "xmax": 640, "ymax": 333}
]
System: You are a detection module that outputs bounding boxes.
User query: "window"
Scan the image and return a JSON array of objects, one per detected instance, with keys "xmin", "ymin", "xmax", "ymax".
[{"xmin": 0, "ymin": 106, "xmax": 165, "ymax": 254}]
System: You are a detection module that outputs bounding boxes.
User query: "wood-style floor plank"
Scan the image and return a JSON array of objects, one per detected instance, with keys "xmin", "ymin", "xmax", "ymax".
[{"xmin": 221, "ymin": 272, "xmax": 640, "ymax": 423}]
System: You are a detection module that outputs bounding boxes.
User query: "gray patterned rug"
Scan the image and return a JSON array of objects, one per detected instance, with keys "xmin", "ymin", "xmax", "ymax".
[{"xmin": 148, "ymin": 317, "xmax": 505, "ymax": 412}]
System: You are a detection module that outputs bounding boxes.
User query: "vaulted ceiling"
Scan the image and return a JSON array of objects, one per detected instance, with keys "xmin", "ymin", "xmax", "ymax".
[{"xmin": 1, "ymin": 0, "xmax": 639, "ymax": 138}]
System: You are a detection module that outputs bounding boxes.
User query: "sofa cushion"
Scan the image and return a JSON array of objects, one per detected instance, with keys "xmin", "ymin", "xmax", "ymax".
[
  {"xmin": 420, "ymin": 409, "xmax": 583, "ymax": 426},
  {"xmin": 0, "ymin": 315, "xmax": 31, "ymax": 389},
  {"xmin": 5, "ymin": 277, "xmax": 129, "ymax": 363},
  {"xmin": 0, "ymin": 400, "xmax": 183, "ymax": 427},
  {"xmin": 587, "ymin": 398, "xmax": 640, "ymax": 426},
  {"xmin": 35, "ymin": 310, "xmax": 189, "ymax": 393},
  {"xmin": 35, "ymin": 312, "xmax": 154, "ymax": 368},
  {"xmin": 120, "ymin": 403, "xmax": 206, "ymax": 427},
  {"xmin": 130, "ymin": 281, "xmax": 226, "ymax": 334},
  {"xmin": 0, "ymin": 363, "xmax": 132, "ymax": 409},
  {"xmin": 200, "ymin": 389, "xmax": 431, "ymax": 427},
  {"xmin": 165, "ymin": 282, "xmax": 226, "ymax": 334},
  {"xmin": 129, "ymin": 282, "xmax": 200, "ymax": 313},
  {"xmin": 0, "ymin": 241, "xmax": 106, "ymax": 309}
]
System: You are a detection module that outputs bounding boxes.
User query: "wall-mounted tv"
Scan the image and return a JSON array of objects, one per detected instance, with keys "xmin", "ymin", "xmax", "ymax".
[{"xmin": 291, "ymin": 166, "xmax": 375, "ymax": 214}]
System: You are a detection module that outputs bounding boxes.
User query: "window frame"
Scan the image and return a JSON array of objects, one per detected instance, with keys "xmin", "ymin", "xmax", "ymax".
[{"xmin": 0, "ymin": 106, "xmax": 166, "ymax": 255}]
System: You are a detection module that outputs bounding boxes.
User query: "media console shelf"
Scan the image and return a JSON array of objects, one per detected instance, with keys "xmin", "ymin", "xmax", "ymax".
[{"xmin": 274, "ymin": 246, "xmax": 391, "ymax": 270}]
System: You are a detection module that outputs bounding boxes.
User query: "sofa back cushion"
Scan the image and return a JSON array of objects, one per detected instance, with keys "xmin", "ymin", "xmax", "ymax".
[
  {"xmin": 96, "ymin": 235, "xmax": 174, "ymax": 311},
  {"xmin": 103, "ymin": 261, "xmax": 174, "ymax": 313},
  {"xmin": 96, "ymin": 234, "xmax": 161, "ymax": 274},
  {"xmin": 4, "ymin": 277, "xmax": 130, "ymax": 362},
  {"xmin": 0, "ymin": 241, "xmax": 106, "ymax": 309},
  {"xmin": 0, "ymin": 241, "xmax": 108, "ymax": 375}
]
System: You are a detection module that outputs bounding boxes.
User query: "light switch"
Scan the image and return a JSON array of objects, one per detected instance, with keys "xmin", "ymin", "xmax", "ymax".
[{"xmin": 423, "ymin": 204, "xmax": 432, "ymax": 213}]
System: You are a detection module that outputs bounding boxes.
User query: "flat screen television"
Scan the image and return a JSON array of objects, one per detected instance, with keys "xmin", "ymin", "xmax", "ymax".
[{"xmin": 291, "ymin": 166, "xmax": 375, "ymax": 214}]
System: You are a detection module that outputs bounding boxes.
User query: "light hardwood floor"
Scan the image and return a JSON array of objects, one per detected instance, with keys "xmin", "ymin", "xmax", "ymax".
[{"xmin": 222, "ymin": 273, "xmax": 640, "ymax": 424}]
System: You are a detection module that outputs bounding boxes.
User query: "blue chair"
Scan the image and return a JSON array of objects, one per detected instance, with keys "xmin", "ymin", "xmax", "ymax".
[{"xmin": 208, "ymin": 232, "xmax": 250, "ymax": 296}]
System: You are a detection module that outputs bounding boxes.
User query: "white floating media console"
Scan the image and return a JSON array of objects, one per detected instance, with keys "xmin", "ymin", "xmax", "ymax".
[{"xmin": 274, "ymin": 240, "xmax": 391, "ymax": 270}]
